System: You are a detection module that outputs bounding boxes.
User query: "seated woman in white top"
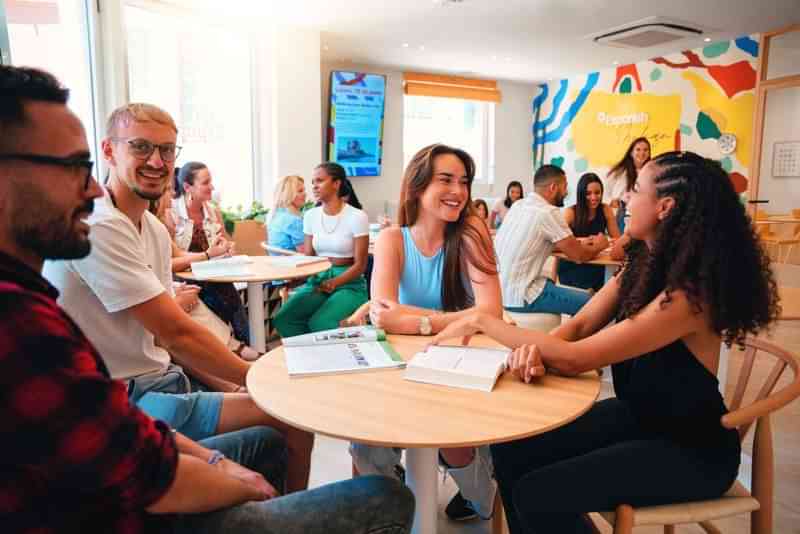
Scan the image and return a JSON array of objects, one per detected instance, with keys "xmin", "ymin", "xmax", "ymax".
[
  {"xmin": 272, "ymin": 162, "xmax": 369, "ymax": 337},
  {"xmin": 489, "ymin": 180, "xmax": 523, "ymax": 229},
  {"xmin": 170, "ymin": 162, "xmax": 254, "ymax": 355},
  {"xmin": 350, "ymin": 144, "xmax": 504, "ymax": 522}
]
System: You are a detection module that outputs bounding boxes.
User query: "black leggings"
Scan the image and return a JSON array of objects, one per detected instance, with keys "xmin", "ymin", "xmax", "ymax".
[{"xmin": 490, "ymin": 398, "xmax": 740, "ymax": 534}]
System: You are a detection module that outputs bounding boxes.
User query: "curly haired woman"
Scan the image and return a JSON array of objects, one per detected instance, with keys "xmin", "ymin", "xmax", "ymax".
[{"xmin": 430, "ymin": 151, "xmax": 780, "ymax": 534}]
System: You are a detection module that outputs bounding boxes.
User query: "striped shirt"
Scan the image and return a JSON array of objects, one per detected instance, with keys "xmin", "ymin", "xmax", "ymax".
[{"xmin": 494, "ymin": 193, "xmax": 572, "ymax": 307}]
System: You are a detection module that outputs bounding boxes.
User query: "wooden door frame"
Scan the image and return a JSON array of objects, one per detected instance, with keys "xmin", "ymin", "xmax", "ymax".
[{"xmin": 747, "ymin": 24, "xmax": 800, "ymax": 216}]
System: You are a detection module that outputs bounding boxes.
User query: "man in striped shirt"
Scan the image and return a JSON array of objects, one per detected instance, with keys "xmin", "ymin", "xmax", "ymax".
[{"xmin": 495, "ymin": 165, "xmax": 608, "ymax": 315}]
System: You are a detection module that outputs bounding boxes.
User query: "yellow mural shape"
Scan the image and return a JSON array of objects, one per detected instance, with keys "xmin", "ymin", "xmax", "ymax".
[
  {"xmin": 682, "ymin": 71, "xmax": 754, "ymax": 169},
  {"xmin": 571, "ymin": 92, "xmax": 682, "ymax": 167}
]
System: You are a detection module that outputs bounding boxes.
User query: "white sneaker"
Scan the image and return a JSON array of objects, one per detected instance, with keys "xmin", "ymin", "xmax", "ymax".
[{"xmin": 444, "ymin": 446, "xmax": 497, "ymax": 519}]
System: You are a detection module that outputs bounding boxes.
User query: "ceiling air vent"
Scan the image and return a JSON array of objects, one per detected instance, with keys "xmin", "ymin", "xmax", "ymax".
[{"xmin": 588, "ymin": 16, "xmax": 707, "ymax": 49}]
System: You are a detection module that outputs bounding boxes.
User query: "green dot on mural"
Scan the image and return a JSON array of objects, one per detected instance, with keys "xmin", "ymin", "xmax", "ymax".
[
  {"xmin": 650, "ymin": 68, "xmax": 662, "ymax": 81},
  {"xmin": 619, "ymin": 78, "xmax": 632, "ymax": 94},
  {"xmin": 574, "ymin": 158, "xmax": 588, "ymax": 173},
  {"xmin": 550, "ymin": 156, "xmax": 565, "ymax": 168},
  {"xmin": 696, "ymin": 112, "xmax": 722, "ymax": 140},
  {"xmin": 721, "ymin": 157, "xmax": 733, "ymax": 172},
  {"xmin": 703, "ymin": 41, "xmax": 730, "ymax": 58},
  {"xmin": 680, "ymin": 124, "xmax": 693, "ymax": 136},
  {"xmin": 566, "ymin": 139, "xmax": 575, "ymax": 152}
]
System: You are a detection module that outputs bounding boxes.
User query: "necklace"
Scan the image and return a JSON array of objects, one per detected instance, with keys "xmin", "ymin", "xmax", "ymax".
[{"xmin": 320, "ymin": 209, "xmax": 341, "ymax": 234}]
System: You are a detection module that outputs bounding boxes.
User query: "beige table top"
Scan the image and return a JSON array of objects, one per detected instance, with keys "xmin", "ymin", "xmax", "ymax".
[
  {"xmin": 247, "ymin": 334, "xmax": 600, "ymax": 448},
  {"xmin": 175, "ymin": 256, "xmax": 331, "ymax": 283},
  {"xmin": 552, "ymin": 250, "xmax": 623, "ymax": 267},
  {"xmin": 779, "ymin": 285, "xmax": 800, "ymax": 321}
]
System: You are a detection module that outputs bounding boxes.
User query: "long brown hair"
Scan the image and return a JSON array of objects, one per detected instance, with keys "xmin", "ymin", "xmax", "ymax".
[
  {"xmin": 399, "ymin": 144, "xmax": 497, "ymax": 311},
  {"xmin": 608, "ymin": 136, "xmax": 650, "ymax": 192},
  {"xmin": 618, "ymin": 152, "xmax": 779, "ymax": 346}
]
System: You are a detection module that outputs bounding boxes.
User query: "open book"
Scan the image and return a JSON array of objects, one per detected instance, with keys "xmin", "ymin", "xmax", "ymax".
[
  {"xmin": 283, "ymin": 326, "xmax": 405, "ymax": 377},
  {"xmin": 264, "ymin": 255, "xmax": 329, "ymax": 268},
  {"xmin": 404, "ymin": 345, "xmax": 510, "ymax": 392},
  {"xmin": 190, "ymin": 255, "xmax": 253, "ymax": 279}
]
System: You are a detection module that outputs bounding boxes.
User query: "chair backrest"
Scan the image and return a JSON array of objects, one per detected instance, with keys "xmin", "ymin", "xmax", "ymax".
[
  {"xmin": 723, "ymin": 337, "xmax": 800, "ymax": 441},
  {"xmin": 792, "ymin": 208, "xmax": 800, "ymax": 219},
  {"xmin": 756, "ymin": 209, "xmax": 770, "ymax": 220},
  {"xmin": 232, "ymin": 220, "xmax": 266, "ymax": 257}
]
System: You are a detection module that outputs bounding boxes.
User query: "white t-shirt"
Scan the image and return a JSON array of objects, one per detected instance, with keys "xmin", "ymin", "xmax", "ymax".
[
  {"xmin": 43, "ymin": 190, "xmax": 174, "ymax": 381},
  {"xmin": 494, "ymin": 193, "xmax": 573, "ymax": 307},
  {"xmin": 303, "ymin": 204, "xmax": 369, "ymax": 258}
]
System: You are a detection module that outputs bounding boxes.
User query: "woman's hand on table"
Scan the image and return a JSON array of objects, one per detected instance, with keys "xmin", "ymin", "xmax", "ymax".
[
  {"xmin": 506, "ymin": 344, "xmax": 546, "ymax": 383},
  {"xmin": 428, "ymin": 313, "xmax": 483, "ymax": 347},
  {"xmin": 369, "ymin": 299, "xmax": 415, "ymax": 332},
  {"xmin": 207, "ymin": 238, "xmax": 234, "ymax": 259}
]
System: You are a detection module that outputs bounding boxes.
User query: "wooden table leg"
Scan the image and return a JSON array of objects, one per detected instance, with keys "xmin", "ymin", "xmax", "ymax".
[{"xmin": 406, "ymin": 447, "xmax": 438, "ymax": 534}]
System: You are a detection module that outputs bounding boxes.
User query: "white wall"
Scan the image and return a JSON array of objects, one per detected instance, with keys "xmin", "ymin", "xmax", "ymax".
[
  {"xmin": 256, "ymin": 27, "xmax": 322, "ymax": 207},
  {"xmin": 321, "ymin": 61, "xmax": 538, "ymax": 219},
  {"xmin": 757, "ymin": 86, "xmax": 800, "ymax": 214}
]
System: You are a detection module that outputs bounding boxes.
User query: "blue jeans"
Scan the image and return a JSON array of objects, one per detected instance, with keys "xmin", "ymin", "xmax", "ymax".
[
  {"xmin": 506, "ymin": 280, "xmax": 590, "ymax": 316},
  {"xmin": 170, "ymin": 475, "xmax": 415, "ymax": 534}
]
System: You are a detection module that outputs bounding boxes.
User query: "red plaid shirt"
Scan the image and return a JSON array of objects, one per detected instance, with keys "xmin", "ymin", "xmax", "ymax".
[{"xmin": 0, "ymin": 252, "xmax": 178, "ymax": 533}]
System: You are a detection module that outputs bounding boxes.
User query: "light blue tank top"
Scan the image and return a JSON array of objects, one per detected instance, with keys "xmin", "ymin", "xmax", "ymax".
[{"xmin": 398, "ymin": 226, "xmax": 443, "ymax": 310}]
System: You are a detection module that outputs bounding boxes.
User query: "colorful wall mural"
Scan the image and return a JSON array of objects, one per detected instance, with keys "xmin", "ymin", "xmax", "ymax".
[{"xmin": 532, "ymin": 35, "xmax": 759, "ymax": 199}]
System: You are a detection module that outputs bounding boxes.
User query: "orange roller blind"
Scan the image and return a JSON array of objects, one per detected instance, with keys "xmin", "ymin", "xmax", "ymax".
[{"xmin": 403, "ymin": 72, "xmax": 501, "ymax": 103}]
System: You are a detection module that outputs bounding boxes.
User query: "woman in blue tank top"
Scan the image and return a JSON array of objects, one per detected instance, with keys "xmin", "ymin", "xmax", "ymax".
[
  {"xmin": 349, "ymin": 144, "xmax": 504, "ymax": 522},
  {"xmin": 431, "ymin": 152, "xmax": 780, "ymax": 534}
]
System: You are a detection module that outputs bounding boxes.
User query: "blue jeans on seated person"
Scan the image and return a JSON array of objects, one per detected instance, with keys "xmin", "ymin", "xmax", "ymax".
[
  {"xmin": 170, "ymin": 475, "xmax": 415, "ymax": 534},
  {"xmin": 506, "ymin": 279, "xmax": 591, "ymax": 316}
]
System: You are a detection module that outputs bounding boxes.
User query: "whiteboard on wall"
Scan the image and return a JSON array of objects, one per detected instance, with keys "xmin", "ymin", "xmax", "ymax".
[{"xmin": 772, "ymin": 141, "xmax": 800, "ymax": 178}]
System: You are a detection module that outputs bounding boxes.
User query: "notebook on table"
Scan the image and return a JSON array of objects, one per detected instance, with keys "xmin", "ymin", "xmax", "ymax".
[{"xmin": 404, "ymin": 345, "xmax": 510, "ymax": 392}]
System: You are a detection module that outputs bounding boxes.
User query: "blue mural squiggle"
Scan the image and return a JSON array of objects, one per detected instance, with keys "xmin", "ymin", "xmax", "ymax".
[
  {"xmin": 735, "ymin": 36, "xmax": 758, "ymax": 58},
  {"xmin": 532, "ymin": 71, "xmax": 600, "ymax": 150}
]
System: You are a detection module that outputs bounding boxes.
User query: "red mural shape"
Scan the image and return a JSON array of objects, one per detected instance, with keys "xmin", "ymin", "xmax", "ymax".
[
  {"xmin": 729, "ymin": 172, "xmax": 748, "ymax": 194},
  {"xmin": 652, "ymin": 51, "xmax": 756, "ymax": 98},
  {"xmin": 612, "ymin": 64, "xmax": 643, "ymax": 93},
  {"xmin": 674, "ymin": 129, "xmax": 681, "ymax": 151}
]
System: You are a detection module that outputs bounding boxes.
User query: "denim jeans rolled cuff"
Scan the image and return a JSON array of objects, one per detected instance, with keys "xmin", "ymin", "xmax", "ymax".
[
  {"xmin": 171, "ymin": 475, "xmax": 415, "ymax": 534},
  {"xmin": 505, "ymin": 279, "xmax": 591, "ymax": 316}
]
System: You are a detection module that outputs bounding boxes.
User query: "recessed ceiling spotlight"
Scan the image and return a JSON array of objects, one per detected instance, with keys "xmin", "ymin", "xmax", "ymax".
[
  {"xmin": 419, "ymin": 45, "xmax": 425, "ymax": 51},
  {"xmin": 612, "ymin": 60, "xmax": 619, "ymax": 65},
  {"xmin": 402, "ymin": 43, "xmax": 409, "ymax": 48},
  {"xmin": 703, "ymin": 37, "xmax": 712, "ymax": 42},
  {"xmin": 432, "ymin": 0, "xmax": 465, "ymax": 5}
]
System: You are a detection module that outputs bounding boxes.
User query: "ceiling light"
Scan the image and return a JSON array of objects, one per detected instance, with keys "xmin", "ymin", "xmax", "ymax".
[
  {"xmin": 402, "ymin": 43, "xmax": 409, "ymax": 48},
  {"xmin": 612, "ymin": 60, "xmax": 619, "ymax": 65},
  {"xmin": 505, "ymin": 57, "xmax": 512, "ymax": 61},
  {"xmin": 492, "ymin": 55, "xmax": 497, "ymax": 60},
  {"xmin": 704, "ymin": 37, "xmax": 712, "ymax": 42},
  {"xmin": 419, "ymin": 45, "xmax": 425, "ymax": 51}
]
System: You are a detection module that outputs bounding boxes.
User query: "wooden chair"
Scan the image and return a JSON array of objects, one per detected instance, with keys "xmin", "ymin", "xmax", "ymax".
[
  {"xmin": 772, "ymin": 209, "xmax": 800, "ymax": 263},
  {"xmin": 231, "ymin": 220, "xmax": 267, "ymax": 257},
  {"xmin": 598, "ymin": 337, "xmax": 800, "ymax": 534}
]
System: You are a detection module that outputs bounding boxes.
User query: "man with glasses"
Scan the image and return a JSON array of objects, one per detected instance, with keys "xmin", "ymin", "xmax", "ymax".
[
  {"xmin": 43, "ymin": 100, "xmax": 321, "ymax": 492},
  {"xmin": 1, "ymin": 65, "xmax": 413, "ymax": 534}
]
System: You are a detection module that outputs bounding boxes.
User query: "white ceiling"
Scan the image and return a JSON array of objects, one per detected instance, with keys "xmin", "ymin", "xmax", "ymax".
[{"xmin": 169, "ymin": 0, "xmax": 800, "ymax": 84}]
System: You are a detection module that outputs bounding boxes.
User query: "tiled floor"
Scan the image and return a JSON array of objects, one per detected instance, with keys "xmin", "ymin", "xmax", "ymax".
[{"xmin": 304, "ymin": 266, "xmax": 800, "ymax": 534}]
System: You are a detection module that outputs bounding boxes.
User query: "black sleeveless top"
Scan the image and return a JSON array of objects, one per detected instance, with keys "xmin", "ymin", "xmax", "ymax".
[
  {"xmin": 572, "ymin": 207, "xmax": 607, "ymax": 237},
  {"xmin": 612, "ymin": 337, "xmax": 740, "ymax": 451}
]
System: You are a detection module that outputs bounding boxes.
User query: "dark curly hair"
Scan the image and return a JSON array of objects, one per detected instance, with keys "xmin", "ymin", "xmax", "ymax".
[{"xmin": 617, "ymin": 151, "xmax": 780, "ymax": 346}]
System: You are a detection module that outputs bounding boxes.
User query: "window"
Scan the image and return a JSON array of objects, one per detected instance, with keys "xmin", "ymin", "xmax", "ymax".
[
  {"xmin": 124, "ymin": 3, "xmax": 255, "ymax": 210},
  {"xmin": 6, "ymin": 0, "xmax": 98, "ymax": 159},
  {"xmin": 403, "ymin": 95, "xmax": 495, "ymax": 184}
]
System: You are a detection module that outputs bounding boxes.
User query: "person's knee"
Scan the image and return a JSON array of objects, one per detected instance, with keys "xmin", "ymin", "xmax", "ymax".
[
  {"xmin": 308, "ymin": 312, "xmax": 341, "ymax": 333},
  {"xmin": 363, "ymin": 475, "xmax": 415, "ymax": 525}
]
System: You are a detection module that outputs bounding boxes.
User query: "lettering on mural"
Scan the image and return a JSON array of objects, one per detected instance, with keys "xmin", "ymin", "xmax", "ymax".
[{"xmin": 596, "ymin": 111, "xmax": 649, "ymax": 127}]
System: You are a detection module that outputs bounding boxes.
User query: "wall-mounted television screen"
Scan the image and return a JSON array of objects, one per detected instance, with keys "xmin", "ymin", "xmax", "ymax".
[{"xmin": 327, "ymin": 71, "xmax": 386, "ymax": 176}]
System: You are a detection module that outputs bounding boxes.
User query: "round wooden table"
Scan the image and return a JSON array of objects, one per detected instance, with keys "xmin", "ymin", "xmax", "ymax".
[
  {"xmin": 552, "ymin": 250, "xmax": 623, "ymax": 284},
  {"xmin": 176, "ymin": 256, "xmax": 331, "ymax": 352},
  {"xmin": 247, "ymin": 334, "xmax": 600, "ymax": 534}
]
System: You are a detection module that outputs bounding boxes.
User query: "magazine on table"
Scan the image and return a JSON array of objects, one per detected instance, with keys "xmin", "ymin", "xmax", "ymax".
[
  {"xmin": 283, "ymin": 326, "xmax": 405, "ymax": 377},
  {"xmin": 190, "ymin": 255, "xmax": 252, "ymax": 279},
  {"xmin": 404, "ymin": 345, "xmax": 510, "ymax": 392}
]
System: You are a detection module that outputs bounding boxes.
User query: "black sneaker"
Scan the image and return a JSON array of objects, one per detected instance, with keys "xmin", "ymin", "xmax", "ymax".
[
  {"xmin": 393, "ymin": 464, "xmax": 406, "ymax": 483},
  {"xmin": 445, "ymin": 492, "xmax": 479, "ymax": 521}
]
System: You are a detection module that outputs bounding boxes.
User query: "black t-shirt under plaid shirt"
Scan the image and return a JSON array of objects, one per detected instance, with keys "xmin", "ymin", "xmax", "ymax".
[{"xmin": 0, "ymin": 251, "xmax": 178, "ymax": 533}]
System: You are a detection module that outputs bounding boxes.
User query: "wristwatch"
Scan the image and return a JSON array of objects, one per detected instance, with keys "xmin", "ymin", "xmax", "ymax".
[{"xmin": 418, "ymin": 315, "xmax": 433, "ymax": 335}]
